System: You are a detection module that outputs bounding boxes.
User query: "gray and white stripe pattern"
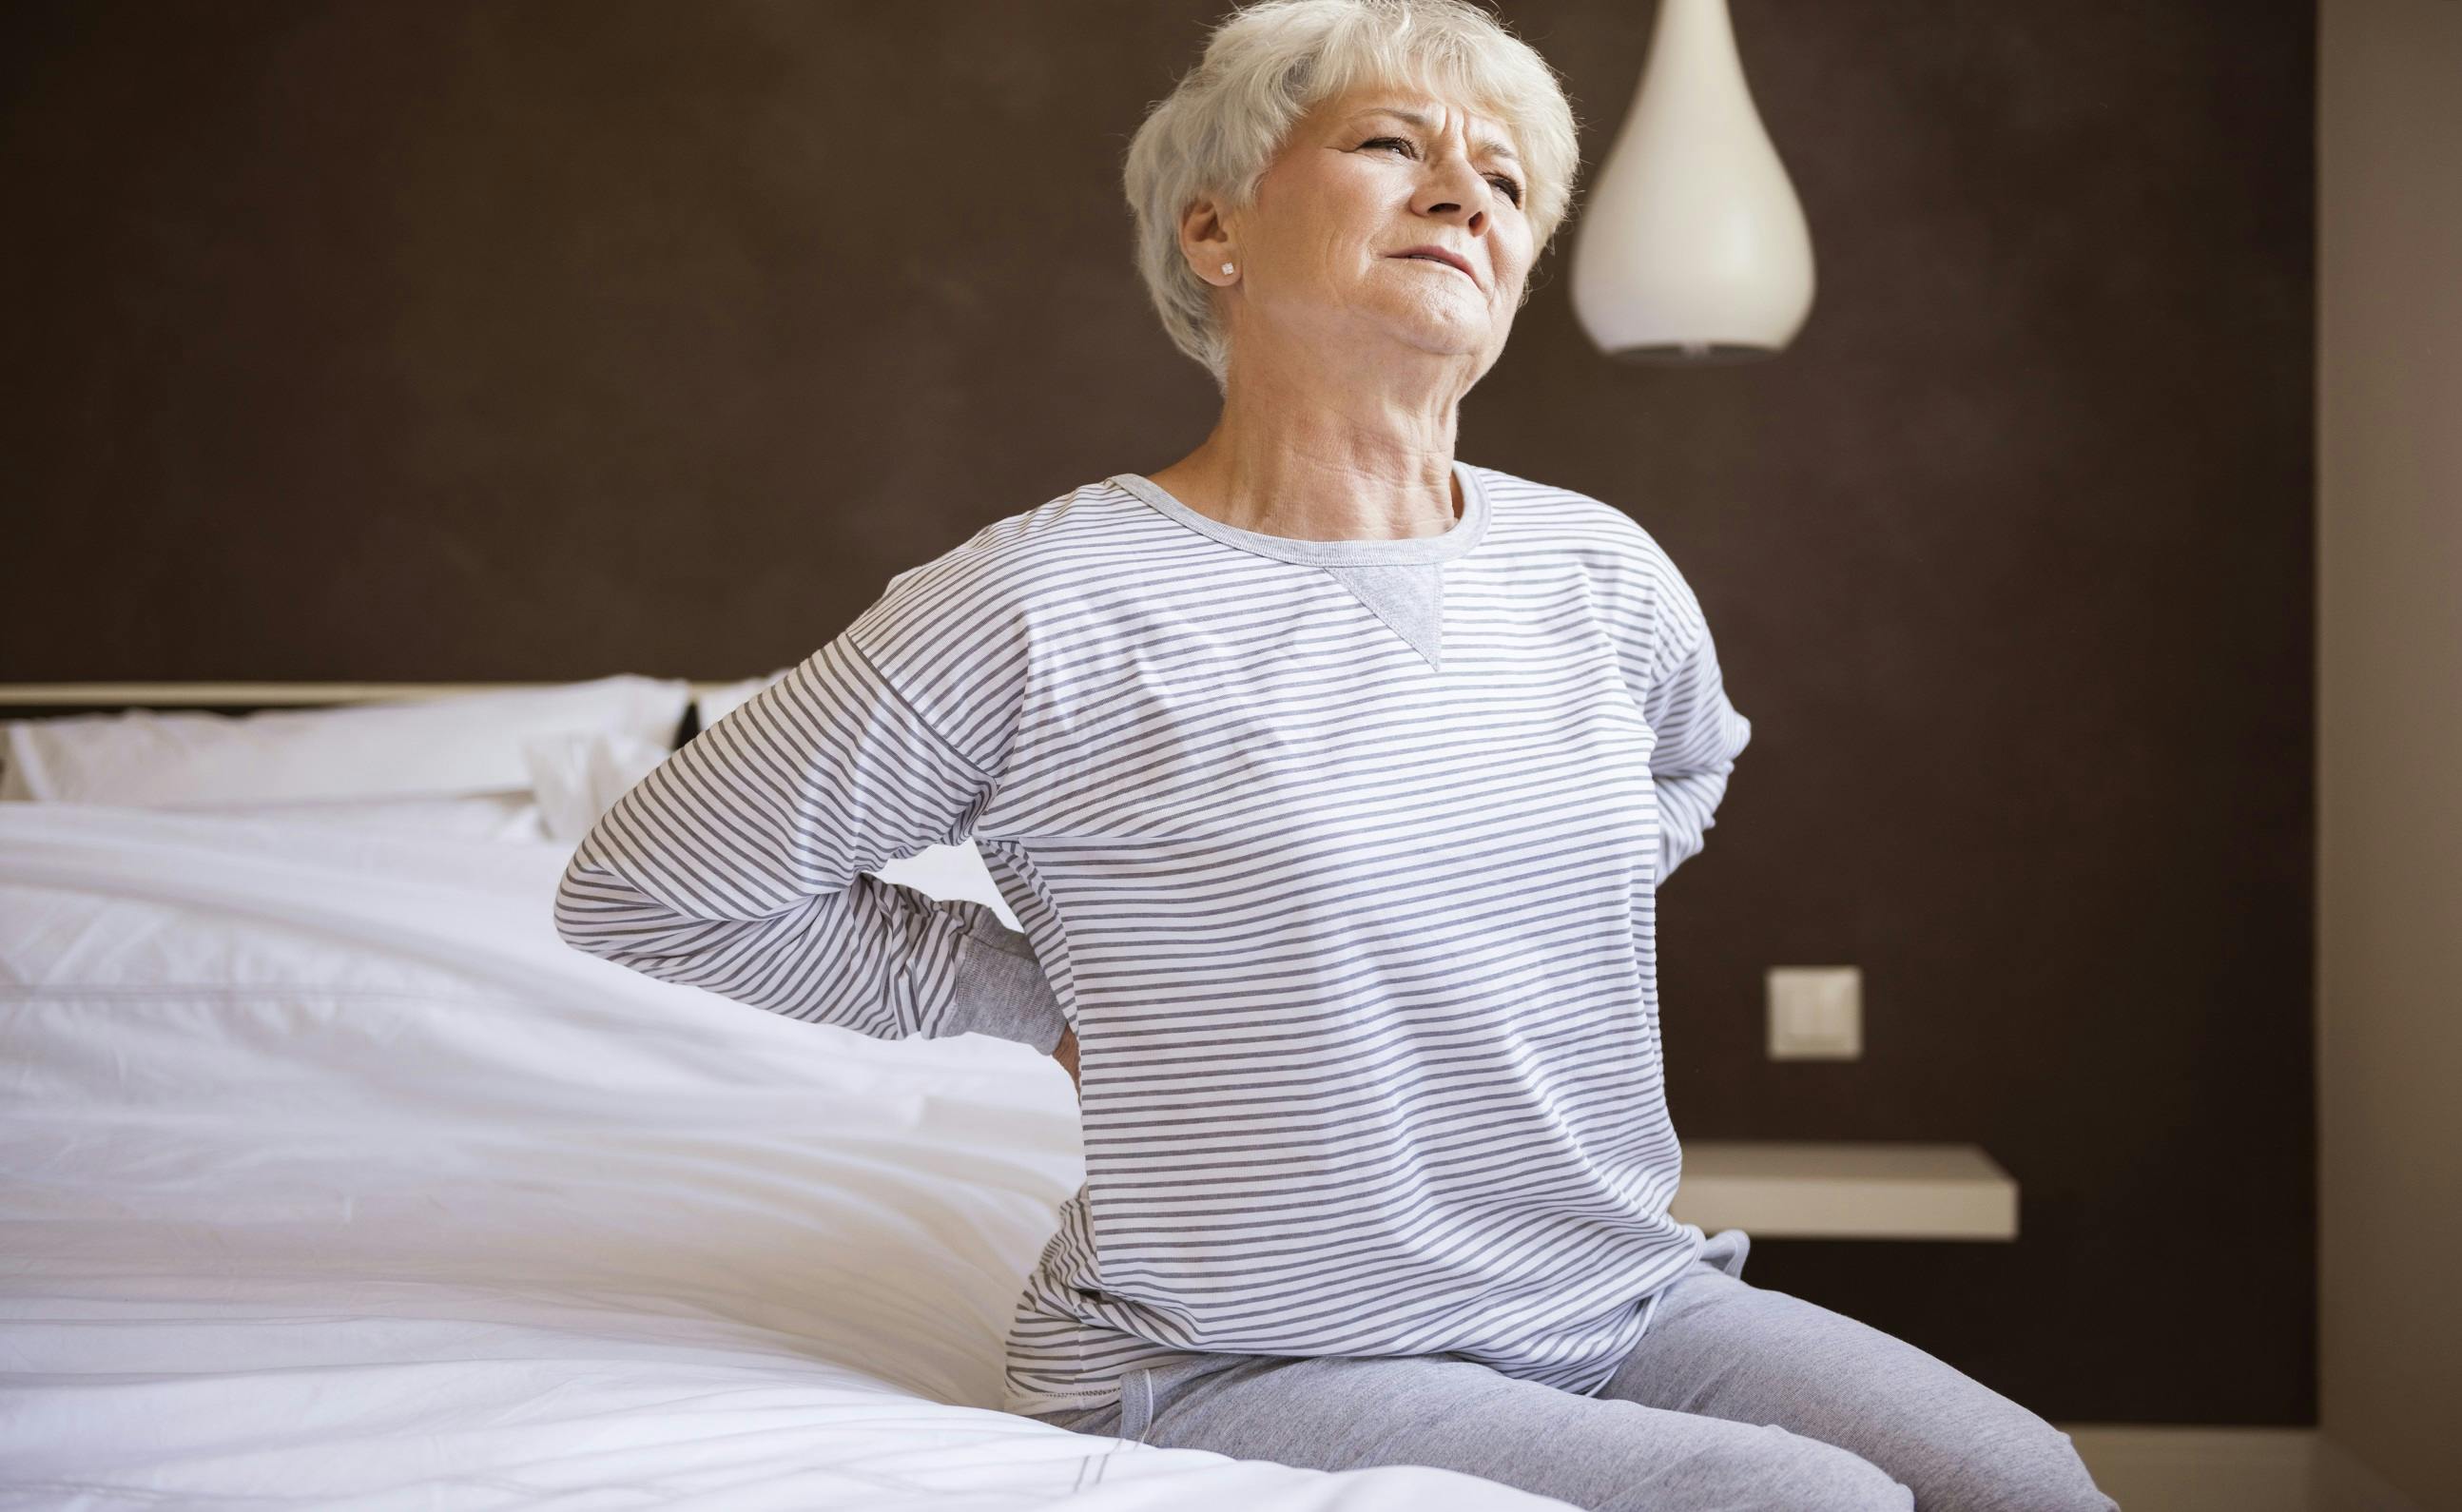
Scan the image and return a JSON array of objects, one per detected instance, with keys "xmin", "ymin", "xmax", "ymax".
[{"xmin": 554, "ymin": 459, "xmax": 1754, "ymax": 1421}]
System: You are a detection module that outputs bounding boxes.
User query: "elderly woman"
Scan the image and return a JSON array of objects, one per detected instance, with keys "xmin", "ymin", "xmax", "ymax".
[{"xmin": 554, "ymin": 2, "xmax": 2118, "ymax": 1509}]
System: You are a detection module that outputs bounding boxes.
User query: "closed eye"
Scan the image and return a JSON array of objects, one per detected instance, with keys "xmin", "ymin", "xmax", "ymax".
[{"xmin": 1361, "ymin": 136, "xmax": 1523, "ymax": 208}]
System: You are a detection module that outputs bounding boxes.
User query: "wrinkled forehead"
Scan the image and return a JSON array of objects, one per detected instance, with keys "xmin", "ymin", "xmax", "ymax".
[{"xmin": 1305, "ymin": 79, "xmax": 1522, "ymax": 164}]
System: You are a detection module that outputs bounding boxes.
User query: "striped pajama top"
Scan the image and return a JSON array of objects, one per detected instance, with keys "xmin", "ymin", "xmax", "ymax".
[{"xmin": 552, "ymin": 458, "xmax": 1754, "ymax": 1420}]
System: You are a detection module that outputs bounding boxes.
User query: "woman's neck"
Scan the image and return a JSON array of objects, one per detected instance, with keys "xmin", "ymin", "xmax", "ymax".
[{"xmin": 1146, "ymin": 412, "xmax": 1463, "ymax": 544}]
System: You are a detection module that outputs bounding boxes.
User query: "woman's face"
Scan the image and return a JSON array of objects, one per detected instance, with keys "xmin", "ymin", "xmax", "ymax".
[{"xmin": 1206, "ymin": 83, "xmax": 1537, "ymax": 385}]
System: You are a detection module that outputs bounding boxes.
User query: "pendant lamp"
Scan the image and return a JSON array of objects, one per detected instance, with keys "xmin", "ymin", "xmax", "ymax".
[{"xmin": 1569, "ymin": 0, "xmax": 1816, "ymax": 363}]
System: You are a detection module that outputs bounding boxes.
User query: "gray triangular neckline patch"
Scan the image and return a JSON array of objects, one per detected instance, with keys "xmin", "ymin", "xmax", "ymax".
[{"xmin": 1323, "ymin": 561, "xmax": 1444, "ymax": 670}]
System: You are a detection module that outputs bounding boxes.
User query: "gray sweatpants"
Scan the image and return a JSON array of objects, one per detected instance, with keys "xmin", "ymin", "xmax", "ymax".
[{"xmin": 1023, "ymin": 1230, "xmax": 2119, "ymax": 1512}]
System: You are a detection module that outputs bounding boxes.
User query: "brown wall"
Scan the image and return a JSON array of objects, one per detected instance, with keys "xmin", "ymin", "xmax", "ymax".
[{"xmin": 0, "ymin": 1, "xmax": 2317, "ymax": 1425}]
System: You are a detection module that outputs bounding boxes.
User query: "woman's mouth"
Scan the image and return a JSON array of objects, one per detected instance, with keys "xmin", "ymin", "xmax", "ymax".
[{"xmin": 1390, "ymin": 252, "xmax": 1478, "ymax": 288}]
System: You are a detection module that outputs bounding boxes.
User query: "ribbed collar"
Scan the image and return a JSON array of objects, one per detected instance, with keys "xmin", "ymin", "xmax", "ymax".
[{"xmin": 1109, "ymin": 459, "xmax": 1491, "ymax": 567}]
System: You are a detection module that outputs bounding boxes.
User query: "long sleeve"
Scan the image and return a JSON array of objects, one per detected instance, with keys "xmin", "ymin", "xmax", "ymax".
[
  {"xmin": 1638, "ymin": 569, "xmax": 1754, "ymax": 884},
  {"xmin": 551, "ymin": 632, "xmax": 1066, "ymax": 1054}
]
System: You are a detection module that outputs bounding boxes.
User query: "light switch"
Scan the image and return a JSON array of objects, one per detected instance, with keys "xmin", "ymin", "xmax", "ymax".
[{"xmin": 1768, "ymin": 966, "xmax": 1862, "ymax": 1059}]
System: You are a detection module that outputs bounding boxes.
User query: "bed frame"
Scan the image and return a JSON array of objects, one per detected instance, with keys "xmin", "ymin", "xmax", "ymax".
[{"xmin": 0, "ymin": 683, "xmax": 729, "ymax": 746}]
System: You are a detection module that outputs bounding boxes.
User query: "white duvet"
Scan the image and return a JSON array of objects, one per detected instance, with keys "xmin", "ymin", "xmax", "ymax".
[{"xmin": 0, "ymin": 804, "xmax": 1579, "ymax": 1511}]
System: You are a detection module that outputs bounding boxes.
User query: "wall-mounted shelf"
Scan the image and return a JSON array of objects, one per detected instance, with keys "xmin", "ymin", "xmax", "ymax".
[{"xmin": 1671, "ymin": 1141, "xmax": 2018, "ymax": 1240}]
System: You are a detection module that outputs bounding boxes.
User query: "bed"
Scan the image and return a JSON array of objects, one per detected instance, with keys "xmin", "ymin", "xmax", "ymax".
[{"xmin": 0, "ymin": 678, "xmax": 1582, "ymax": 1511}]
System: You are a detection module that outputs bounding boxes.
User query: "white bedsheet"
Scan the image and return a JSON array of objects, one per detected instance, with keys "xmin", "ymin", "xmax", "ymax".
[{"xmin": 0, "ymin": 804, "xmax": 1577, "ymax": 1511}]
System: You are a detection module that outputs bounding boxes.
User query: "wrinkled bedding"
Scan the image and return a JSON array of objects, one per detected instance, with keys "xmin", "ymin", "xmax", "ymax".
[{"xmin": 0, "ymin": 804, "xmax": 1576, "ymax": 1511}]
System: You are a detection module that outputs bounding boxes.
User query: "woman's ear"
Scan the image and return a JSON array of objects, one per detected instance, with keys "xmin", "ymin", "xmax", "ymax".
[{"xmin": 1182, "ymin": 198, "xmax": 1235, "ymax": 285}]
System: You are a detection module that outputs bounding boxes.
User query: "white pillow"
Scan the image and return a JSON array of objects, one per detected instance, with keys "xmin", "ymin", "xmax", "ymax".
[
  {"xmin": 189, "ymin": 792, "xmax": 553, "ymax": 843},
  {"xmin": 520, "ymin": 729, "xmax": 673, "ymax": 845},
  {"xmin": 1, "ymin": 676, "xmax": 690, "ymax": 808}
]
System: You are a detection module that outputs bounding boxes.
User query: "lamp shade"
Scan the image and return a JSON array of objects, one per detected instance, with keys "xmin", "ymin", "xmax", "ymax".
[{"xmin": 1569, "ymin": 0, "xmax": 1816, "ymax": 363}]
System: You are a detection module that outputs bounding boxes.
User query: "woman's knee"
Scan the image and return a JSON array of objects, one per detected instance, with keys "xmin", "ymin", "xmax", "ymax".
[
  {"xmin": 1930, "ymin": 1423, "xmax": 2118, "ymax": 1512},
  {"xmin": 1600, "ymin": 1423, "xmax": 1911, "ymax": 1512}
]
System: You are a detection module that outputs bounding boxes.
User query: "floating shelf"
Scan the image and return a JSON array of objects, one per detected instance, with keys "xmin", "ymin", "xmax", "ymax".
[{"xmin": 1670, "ymin": 1140, "xmax": 2018, "ymax": 1240}]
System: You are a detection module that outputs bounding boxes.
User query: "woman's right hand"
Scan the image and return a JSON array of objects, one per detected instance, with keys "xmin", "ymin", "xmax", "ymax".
[{"xmin": 1054, "ymin": 1025, "xmax": 1081, "ymax": 1097}]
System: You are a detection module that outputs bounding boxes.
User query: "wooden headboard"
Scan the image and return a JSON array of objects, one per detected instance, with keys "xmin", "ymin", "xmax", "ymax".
[{"xmin": 0, "ymin": 684, "xmax": 727, "ymax": 747}]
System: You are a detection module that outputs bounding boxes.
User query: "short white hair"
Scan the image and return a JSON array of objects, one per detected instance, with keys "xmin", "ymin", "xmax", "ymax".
[{"xmin": 1122, "ymin": 0, "xmax": 1585, "ymax": 392}]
